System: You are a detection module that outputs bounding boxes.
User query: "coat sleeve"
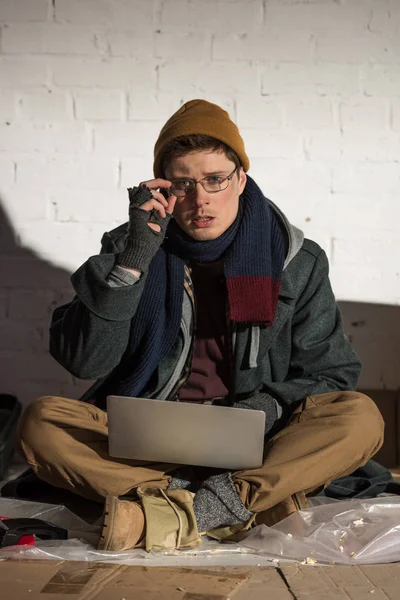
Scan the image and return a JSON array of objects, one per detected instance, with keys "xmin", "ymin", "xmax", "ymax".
[
  {"xmin": 262, "ymin": 248, "xmax": 362, "ymax": 411},
  {"xmin": 49, "ymin": 229, "xmax": 147, "ymax": 380}
]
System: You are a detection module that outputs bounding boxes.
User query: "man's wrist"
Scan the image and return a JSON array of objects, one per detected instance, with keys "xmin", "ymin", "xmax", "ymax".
[{"xmin": 117, "ymin": 265, "xmax": 142, "ymax": 278}]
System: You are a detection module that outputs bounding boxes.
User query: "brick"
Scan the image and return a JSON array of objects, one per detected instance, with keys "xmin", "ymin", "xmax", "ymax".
[
  {"xmin": 53, "ymin": 189, "xmax": 127, "ymax": 223},
  {"xmin": 128, "ymin": 92, "xmax": 182, "ymax": 121},
  {"xmin": 159, "ymin": 61, "xmax": 260, "ymax": 94},
  {"xmin": 332, "ymin": 164, "xmax": 400, "ymax": 195},
  {"xmin": 279, "ymin": 188, "xmax": 335, "ymax": 229},
  {"xmin": 392, "ymin": 101, "xmax": 400, "ymax": 131},
  {"xmin": 369, "ymin": 7, "xmax": 400, "ymax": 37},
  {"xmin": 0, "ymin": 320, "xmax": 44, "ymax": 352},
  {"xmin": 2, "ymin": 24, "xmax": 98, "ymax": 55},
  {"xmin": 0, "ymin": 91, "xmax": 16, "ymax": 121},
  {"xmin": 265, "ymin": 1, "xmax": 370, "ymax": 35},
  {"xmin": 0, "ymin": 291, "xmax": 8, "ymax": 318},
  {"xmin": 0, "ymin": 256, "xmax": 70, "ymax": 288},
  {"xmin": 159, "ymin": 0, "xmax": 190, "ymax": 29},
  {"xmin": 0, "ymin": 123, "xmax": 90, "ymax": 153},
  {"xmin": 16, "ymin": 380, "xmax": 92, "ymax": 408},
  {"xmin": 18, "ymin": 90, "xmax": 72, "ymax": 121},
  {"xmin": 282, "ymin": 98, "xmax": 333, "ymax": 130},
  {"xmin": 262, "ymin": 64, "xmax": 361, "ymax": 96},
  {"xmin": 248, "ymin": 157, "xmax": 331, "ymax": 197},
  {"xmin": 161, "ymin": 1, "xmax": 264, "ymax": 33},
  {"xmin": 54, "ymin": 0, "xmax": 155, "ymax": 28},
  {"xmin": 0, "ymin": 58, "xmax": 48, "ymax": 88},
  {"xmin": 0, "ymin": 0, "xmax": 48, "ymax": 22},
  {"xmin": 180, "ymin": 93, "xmax": 236, "ymax": 117},
  {"xmin": 213, "ymin": 32, "xmax": 314, "ymax": 62},
  {"xmin": 305, "ymin": 132, "xmax": 400, "ymax": 163},
  {"xmin": 0, "ymin": 222, "xmax": 20, "ymax": 258},
  {"xmin": 333, "ymin": 234, "xmax": 400, "ymax": 268},
  {"xmin": 16, "ymin": 222, "xmax": 109, "ymax": 266},
  {"xmin": 2, "ymin": 188, "xmax": 49, "ymax": 221},
  {"xmin": 129, "ymin": 93, "xmax": 235, "ymax": 123},
  {"xmin": 9, "ymin": 289, "xmax": 55, "ymax": 320},
  {"xmin": 236, "ymin": 97, "xmax": 282, "ymax": 129},
  {"xmin": 156, "ymin": 31, "xmax": 211, "ymax": 62},
  {"xmin": 327, "ymin": 193, "xmax": 400, "ymax": 233},
  {"xmin": 74, "ymin": 91, "xmax": 125, "ymax": 120},
  {"xmin": 363, "ymin": 65, "xmax": 400, "ymax": 97},
  {"xmin": 5, "ymin": 381, "xmax": 65, "ymax": 409},
  {"xmin": 339, "ymin": 99, "xmax": 390, "ymax": 131},
  {"xmin": 0, "ymin": 351, "xmax": 72, "ymax": 383},
  {"xmin": 340, "ymin": 133, "xmax": 400, "ymax": 163},
  {"xmin": 120, "ymin": 157, "xmax": 155, "ymax": 189},
  {"xmin": 0, "ymin": 158, "xmax": 15, "ymax": 187},
  {"xmin": 107, "ymin": 30, "xmax": 155, "ymax": 59},
  {"xmin": 93, "ymin": 121, "xmax": 162, "ymax": 155},
  {"xmin": 331, "ymin": 264, "xmax": 400, "ymax": 306},
  {"xmin": 304, "ymin": 133, "xmax": 342, "ymax": 162},
  {"xmin": 316, "ymin": 32, "xmax": 400, "ymax": 64},
  {"xmin": 241, "ymin": 130, "xmax": 303, "ymax": 159},
  {"xmin": 16, "ymin": 156, "xmax": 119, "ymax": 190},
  {"xmin": 51, "ymin": 57, "xmax": 156, "ymax": 88}
]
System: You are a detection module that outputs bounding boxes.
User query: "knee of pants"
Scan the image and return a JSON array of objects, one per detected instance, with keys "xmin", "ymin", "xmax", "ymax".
[
  {"xmin": 347, "ymin": 392, "xmax": 385, "ymax": 460},
  {"xmin": 17, "ymin": 396, "xmax": 57, "ymax": 457}
]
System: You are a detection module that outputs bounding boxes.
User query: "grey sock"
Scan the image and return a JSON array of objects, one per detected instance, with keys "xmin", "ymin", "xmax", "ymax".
[
  {"xmin": 193, "ymin": 472, "xmax": 253, "ymax": 533},
  {"xmin": 168, "ymin": 467, "xmax": 201, "ymax": 493}
]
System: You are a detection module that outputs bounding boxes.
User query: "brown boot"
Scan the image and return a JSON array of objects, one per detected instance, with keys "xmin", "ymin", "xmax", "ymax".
[{"xmin": 98, "ymin": 496, "xmax": 145, "ymax": 551}]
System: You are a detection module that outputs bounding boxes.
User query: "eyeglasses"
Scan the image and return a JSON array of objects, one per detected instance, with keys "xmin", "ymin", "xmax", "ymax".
[{"xmin": 169, "ymin": 167, "xmax": 238, "ymax": 198}]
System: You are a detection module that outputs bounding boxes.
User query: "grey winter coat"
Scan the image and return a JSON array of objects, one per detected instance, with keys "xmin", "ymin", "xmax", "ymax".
[{"xmin": 49, "ymin": 199, "xmax": 361, "ymax": 419}]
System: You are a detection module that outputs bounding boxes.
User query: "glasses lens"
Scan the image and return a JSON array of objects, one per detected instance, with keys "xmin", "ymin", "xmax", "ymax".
[
  {"xmin": 170, "ymin": 180, "xmax": 194, "ymax": 196},
  {"xmin": 202, "ymin": 176, "xmax": 229, "ymax": 193}
]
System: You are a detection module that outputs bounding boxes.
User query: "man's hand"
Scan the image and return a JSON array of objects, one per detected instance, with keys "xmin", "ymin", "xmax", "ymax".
[
  {"xmin": 135, "ymin": 178, "xmax": 176, "ymax": 232},
  {"xmin": 116, "ymin": 179, "xmax": 177, "ymax": 273}
]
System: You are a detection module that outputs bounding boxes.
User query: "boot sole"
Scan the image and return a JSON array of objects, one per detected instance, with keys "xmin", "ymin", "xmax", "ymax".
[{"xmin": 97, "ymin": 495, "xmax": 117, "ymax": 551}]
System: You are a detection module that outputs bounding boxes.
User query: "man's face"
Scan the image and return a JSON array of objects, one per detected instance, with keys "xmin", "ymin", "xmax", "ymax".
[{"xmin": 164, "ymin": 150, "xmax": 247, "ymax": 241}]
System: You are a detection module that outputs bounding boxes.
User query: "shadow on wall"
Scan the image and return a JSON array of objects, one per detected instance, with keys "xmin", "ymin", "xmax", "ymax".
[
  {"xmin": 0, "ymin": 197, "xmax": 399, "ymax": 408},
  {"xmin": 0, "ymin": 199, "xmax": 91, "ymax": 407}
]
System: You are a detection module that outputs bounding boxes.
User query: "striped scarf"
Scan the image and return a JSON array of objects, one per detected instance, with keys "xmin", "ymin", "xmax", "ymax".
[{"xmin": 116, "ymin": 176, "xmax": 285, "ymax": 397}]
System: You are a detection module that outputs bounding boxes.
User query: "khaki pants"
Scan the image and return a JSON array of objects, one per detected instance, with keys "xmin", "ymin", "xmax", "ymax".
[{"xmin": 17, "ymin": 392, "xmax": 383, "ymax": 517}]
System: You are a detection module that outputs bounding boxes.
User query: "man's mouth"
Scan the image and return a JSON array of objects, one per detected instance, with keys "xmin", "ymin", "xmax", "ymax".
[{"xmin": 192, "ymin": 216, "xmax": 215, "ymax": 228}]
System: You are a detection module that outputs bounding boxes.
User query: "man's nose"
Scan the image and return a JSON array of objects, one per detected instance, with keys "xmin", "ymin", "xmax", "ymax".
[{"xmin": 191, "ymin": 184, "xmax": 209, "ymax": 207}]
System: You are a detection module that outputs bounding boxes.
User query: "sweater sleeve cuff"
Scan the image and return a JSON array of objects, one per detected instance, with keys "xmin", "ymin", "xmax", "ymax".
[{"xmin": 106, "ymin": 264, "xmax": 141, "ymax": 288}]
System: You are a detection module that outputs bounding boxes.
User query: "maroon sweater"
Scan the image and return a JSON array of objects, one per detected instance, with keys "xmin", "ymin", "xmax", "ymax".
[{"xmin": 178, "ymin": 261, "xmax": 231, "ymax": 401}]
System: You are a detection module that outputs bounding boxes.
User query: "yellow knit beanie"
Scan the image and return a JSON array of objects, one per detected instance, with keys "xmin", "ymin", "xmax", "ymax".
[{"xmin": 153, "ymin": 99, "xmax": 250, "ymax": 177}]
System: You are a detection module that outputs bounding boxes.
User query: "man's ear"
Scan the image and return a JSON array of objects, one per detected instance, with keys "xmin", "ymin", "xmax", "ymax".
[{"xmin": 238, "ymin": 167, "xmax": 247, "ymax": 195}]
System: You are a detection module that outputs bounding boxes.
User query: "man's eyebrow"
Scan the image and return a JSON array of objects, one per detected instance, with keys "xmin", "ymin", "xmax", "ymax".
[
  {"xmin": 203, "ymin": 170, "xmax": 228, "ymax": 176},
  {"xmin": 170, "ymin": 170, "xmax": 229, "ymax": 179}
]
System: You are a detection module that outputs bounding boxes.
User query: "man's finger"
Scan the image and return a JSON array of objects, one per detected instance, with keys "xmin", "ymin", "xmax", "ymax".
[
  {"xmin": 166, "ymin": 195, "xmax": 177, "ymax": 215},
  {"xmin": 139, "ymin": 199, "xmax": 167, "ymax": 219},
  {"xmin": 151, "ymin": 190, "xmax": 169, "ymax": 207},
  {"xmin": 140, "ymin": 178, "xmax": 172, "ymax": 190}
]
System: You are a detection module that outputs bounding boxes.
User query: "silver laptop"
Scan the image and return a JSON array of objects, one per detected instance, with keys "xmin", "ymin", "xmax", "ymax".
[{"xmin": 107, "ymin": 395, "xmax": 266, "ymax": 470}]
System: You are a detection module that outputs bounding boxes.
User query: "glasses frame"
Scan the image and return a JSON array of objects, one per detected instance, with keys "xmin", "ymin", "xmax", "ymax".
[{"xmin": 168, "ymin": 166, "xmax": 239, "ymax": 198}]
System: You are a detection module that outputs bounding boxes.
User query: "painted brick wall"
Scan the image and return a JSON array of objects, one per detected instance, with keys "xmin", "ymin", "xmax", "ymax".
[{"xmin": 0, "ymin": 0, "xmax": 399, "ymax": 405}]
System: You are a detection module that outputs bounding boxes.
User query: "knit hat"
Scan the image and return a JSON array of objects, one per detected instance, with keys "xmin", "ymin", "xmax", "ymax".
[{"xmin": 153, "ymin": 99, "xmax": 250, "ymax": 177}]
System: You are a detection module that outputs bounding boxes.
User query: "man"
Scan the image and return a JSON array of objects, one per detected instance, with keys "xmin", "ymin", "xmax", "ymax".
[{"xmin": 17, "ymin": 100, "xmax": 383, "ymax": 553}]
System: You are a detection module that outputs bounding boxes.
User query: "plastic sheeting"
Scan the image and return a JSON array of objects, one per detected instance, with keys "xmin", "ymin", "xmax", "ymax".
[{"xmin": 1, "ymin": 496, "xmax": 400, "ymax": 565}]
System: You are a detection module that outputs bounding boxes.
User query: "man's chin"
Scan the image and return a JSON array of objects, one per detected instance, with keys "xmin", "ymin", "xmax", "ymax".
[{"xmin": 185, "ymin": 227, "xmax": 221, "ymax": 241}]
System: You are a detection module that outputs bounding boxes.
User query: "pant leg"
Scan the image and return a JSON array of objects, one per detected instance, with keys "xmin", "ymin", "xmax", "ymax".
[
  {"xmin": 233, "ymin": 391, "xmax": 384, "ymax": 514},
  {"xmin": 17, "ymin": 396, "xmax": 178, "ymax": 503}
]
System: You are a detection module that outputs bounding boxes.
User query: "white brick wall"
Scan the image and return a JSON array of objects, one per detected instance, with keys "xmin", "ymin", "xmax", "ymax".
[{"xmin": 0, "ymin": 0, "xmax": 399, "ymax": 405}]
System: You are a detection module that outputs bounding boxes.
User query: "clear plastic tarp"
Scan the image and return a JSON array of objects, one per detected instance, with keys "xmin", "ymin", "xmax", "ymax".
[{"xmin": 1, "ymin": 496, "xmax": 400, "ymax": 565}]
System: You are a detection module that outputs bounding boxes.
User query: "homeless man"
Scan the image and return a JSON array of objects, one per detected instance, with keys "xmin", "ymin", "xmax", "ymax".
[{"xmin": 17, "ymin": 99, "xmax": 384, "ymax": 552}]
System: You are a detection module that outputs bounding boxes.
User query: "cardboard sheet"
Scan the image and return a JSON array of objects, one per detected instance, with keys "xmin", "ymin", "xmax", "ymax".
[{"xmin": 1, "ymin": 561, "xmax": 400, "ymax": 600}]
